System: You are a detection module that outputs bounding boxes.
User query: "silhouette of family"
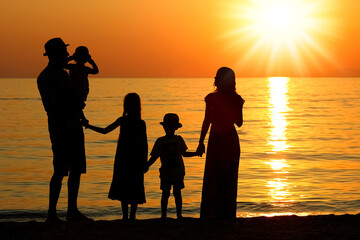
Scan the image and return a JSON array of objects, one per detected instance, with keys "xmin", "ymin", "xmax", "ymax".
[{"xmin": 37, "ymin": 37, "xmax": 244, "ymax": 223}]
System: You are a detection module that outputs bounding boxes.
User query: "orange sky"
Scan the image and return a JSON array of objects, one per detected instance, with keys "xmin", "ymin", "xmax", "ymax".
[{"xmin": 0, "ymin": 0, "xmax": 359, "ymax": 77}]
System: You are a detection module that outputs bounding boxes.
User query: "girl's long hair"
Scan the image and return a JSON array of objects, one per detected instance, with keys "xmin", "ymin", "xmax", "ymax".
[{"xmin": 123, "ymin": 93, "xmax": 141, "ymax": 119}]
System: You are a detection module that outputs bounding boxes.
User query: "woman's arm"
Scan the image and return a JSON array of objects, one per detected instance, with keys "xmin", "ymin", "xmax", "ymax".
[
  {"xmin": 235, "ymin": 100, "xmax": 244, "ymax": 127},
  {"xmin": 196, "ymin": 119, "xmax": 210, "ymax": 156},
  {"xmin": 86, "ymin": 118, "xmax": 120, "ymax": 134},
  {"xmin": 199, "ymin": 117, "xmax": 211, "ymax": 143},
  {"xmin": 235, "ymin": 109, "xmax": 243, "ymax": 127},
  {"xmin": 197, "ymin": 103, "xmax": 211, "ymax": 156}
]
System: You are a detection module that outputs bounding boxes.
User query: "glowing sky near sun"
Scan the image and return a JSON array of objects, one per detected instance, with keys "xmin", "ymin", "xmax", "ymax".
[{"xmin": 0, "ymin": 0, "xmax": 358, "ymax": 77}]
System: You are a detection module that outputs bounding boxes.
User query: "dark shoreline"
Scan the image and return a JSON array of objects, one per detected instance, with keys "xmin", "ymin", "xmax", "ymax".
[{"xmin": 1, "ymin": 214, "xmax": 360, "ymax": 240}]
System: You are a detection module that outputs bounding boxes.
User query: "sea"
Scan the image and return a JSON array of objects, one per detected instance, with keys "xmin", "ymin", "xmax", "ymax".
[{"xmin": 0, "ymin": 77, "xmax": 360, "ymax": 222}]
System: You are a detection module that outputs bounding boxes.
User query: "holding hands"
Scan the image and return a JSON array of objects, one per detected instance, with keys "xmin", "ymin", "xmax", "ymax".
[
  {"xmin": 81, "ymin": 119, "xmax": 89, "ymax": 129},
  {"xmin": 196, "ymin": 142, "xmax": 205, "ymax": 157}
]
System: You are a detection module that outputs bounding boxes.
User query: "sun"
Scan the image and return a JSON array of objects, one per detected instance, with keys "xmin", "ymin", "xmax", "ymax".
[
  {"xmin": 248, "ymin": 1, "xmax": 312, "ymax": 44},
  {"xmin": 223, "ymin": 0, "xmax": 339, "ymax": 76}
]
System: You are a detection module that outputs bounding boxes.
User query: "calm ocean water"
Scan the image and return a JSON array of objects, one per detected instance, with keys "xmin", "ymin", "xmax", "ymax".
[{"xmin": 0, "ymin": 77, "xmax": 360, "ymax": 222}]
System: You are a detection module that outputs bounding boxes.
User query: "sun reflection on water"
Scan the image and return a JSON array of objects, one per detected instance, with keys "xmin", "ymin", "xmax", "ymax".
[
  {"xmin": 266, "ymin": 77, "xmax": 294, "ymax": 208},
  {"xmin": 265, "ymin": 159, "xmax": 289, "ymax": 173},
  {"xmin": 268, "ymin": 77, "xmax": 290, "ymax": 152},
  {"xmin": 266, "ymin": 178, "xmax": 294, "ymax": 205}
]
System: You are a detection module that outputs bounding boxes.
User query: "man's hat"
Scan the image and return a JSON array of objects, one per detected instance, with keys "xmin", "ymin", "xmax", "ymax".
[
  {"xmin": 160, "ymin": 113, "xmax": 182, "ymax": 129},
  {"xmin": 43, "ymin": 37, "xmax": 69, "ymax": 56}
]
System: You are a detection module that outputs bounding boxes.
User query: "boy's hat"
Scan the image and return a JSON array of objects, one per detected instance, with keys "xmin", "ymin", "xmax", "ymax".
[
  {"xmin": 43, "ymin": 37, "xmax": 69, "ymax": 56},
  {"xmin": 160, "ymin": 113, "xmax": 182, "ymax": 129},
  {"xmin": 72, "ymin": 46, "xmax": 90, "ymax": 60}
]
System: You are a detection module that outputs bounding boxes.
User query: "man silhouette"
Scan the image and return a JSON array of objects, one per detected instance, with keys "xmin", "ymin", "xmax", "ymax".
[{"xmin": 37, "ymin": 37, "xmax": 92, "ymax": 223}]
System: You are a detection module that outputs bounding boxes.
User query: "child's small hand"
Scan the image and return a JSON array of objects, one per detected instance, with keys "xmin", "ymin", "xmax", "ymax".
[
  {"xmin": 87, "ymin": 56, "xmax": 94, "ymax": 63},
  {"xmin": 196, "ymin": 150, "xmax": 203, "ymax": 157},
  {"xmin": 81, "ymin": 119, "xmax": 90, "ymax": 129}
]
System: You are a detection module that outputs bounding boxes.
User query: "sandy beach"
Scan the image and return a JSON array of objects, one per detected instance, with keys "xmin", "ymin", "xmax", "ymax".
[{"xmin": 1, "ymin": 214, "xmax": 360, "ymax": 240}]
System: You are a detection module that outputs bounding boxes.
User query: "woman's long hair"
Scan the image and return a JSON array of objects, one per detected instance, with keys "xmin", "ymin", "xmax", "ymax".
[
  {"xmin": 214, "ymin": 67, "xmax": 236, "ymax": 93},
  {"xmin": 123, "ymin": 93, "xmax": 141, "ymax": 119}
]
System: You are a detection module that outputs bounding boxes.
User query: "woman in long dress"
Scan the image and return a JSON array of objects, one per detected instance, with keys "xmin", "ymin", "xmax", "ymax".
[{"xmin": 197, "ymin": 67, "xmax": 244, "ymax": 219}]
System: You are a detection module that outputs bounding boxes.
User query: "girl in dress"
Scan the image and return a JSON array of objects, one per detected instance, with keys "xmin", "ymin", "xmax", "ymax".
[{"xmin": 86, "ymin": 93, "xmax": 147, "ymax": 220}]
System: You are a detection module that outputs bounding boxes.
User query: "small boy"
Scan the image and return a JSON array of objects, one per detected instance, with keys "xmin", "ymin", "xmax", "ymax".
[
  {"xmin": 146, "ymin": 113, "xmax": 199, "ymax": 219},
  {"xmin": 66, "ymin": 46, "xmax": 99, "ymax": 124}
]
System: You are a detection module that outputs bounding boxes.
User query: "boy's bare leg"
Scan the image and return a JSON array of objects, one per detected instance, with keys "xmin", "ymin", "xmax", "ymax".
[
  {"xmin": 161, "ymin": 189, "xmax": 171, "ymax": 219},
  {"xmin": 121, "ymin": 201, "xmax": 129, "ymax": 220},
  {"xmin": 173, "ymin": 187, "xmax": 183, "ymax": 219}
]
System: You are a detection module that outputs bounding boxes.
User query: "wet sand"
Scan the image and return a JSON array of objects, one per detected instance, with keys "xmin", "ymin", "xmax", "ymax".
[{"xmin": 1, "ymin": 214, "xmax": 360, "ymax": 240}]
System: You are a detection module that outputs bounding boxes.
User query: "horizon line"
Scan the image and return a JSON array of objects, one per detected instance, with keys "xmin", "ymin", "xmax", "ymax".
[{"xmin": 1, "ymin": 75, "xmax": 360, "ymax": 79}]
